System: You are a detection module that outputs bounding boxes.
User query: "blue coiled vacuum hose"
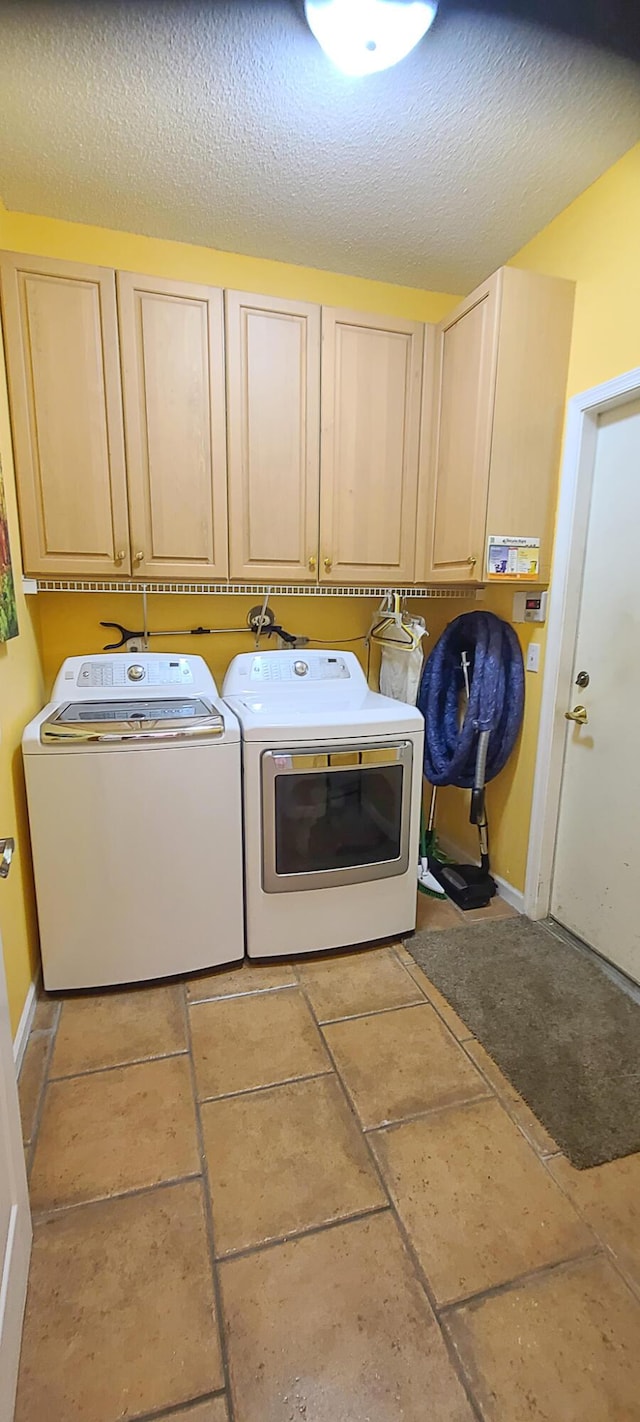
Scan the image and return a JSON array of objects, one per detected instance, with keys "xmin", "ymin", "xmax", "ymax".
[{"xmin": 418, "ymin": 611, "xmax": 525, "ymax": 789}]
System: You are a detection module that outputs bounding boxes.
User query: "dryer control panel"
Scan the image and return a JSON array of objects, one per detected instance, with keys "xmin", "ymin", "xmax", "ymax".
[
  {"xmin": 241, "ymin": 654, "xmax": 350, "ymax": 684},
  {"xmin": 223, "ymin": 649, "xmax": 367, "ymax": 699}
]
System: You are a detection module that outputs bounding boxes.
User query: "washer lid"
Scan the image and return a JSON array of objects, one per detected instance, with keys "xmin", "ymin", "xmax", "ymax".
[{"xmin": 40, "ymin": 697, "xmax": 224, "ymax": 744}]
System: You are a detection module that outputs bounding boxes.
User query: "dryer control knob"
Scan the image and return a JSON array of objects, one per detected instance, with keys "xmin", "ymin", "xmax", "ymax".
[
  {"xmin": 294, "ymin": 660, "xmax": 309, "ymax": 677},
  {"xmin": 127, "ymin": 664, "xmax": 146, "ymax": 681}
]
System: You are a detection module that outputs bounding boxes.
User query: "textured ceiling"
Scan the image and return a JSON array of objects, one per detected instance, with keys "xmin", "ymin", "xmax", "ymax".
[{"xmin": 0, "ymin": 0, "xmax": 639, "ymax": 291}]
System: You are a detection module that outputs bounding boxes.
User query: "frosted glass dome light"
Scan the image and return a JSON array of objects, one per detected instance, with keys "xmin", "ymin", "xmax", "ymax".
[{"xmin": 304, "ymin": 0, "xmax": 438, "ymax": 77}]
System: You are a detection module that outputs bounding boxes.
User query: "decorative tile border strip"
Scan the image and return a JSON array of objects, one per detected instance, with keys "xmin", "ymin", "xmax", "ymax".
[{"xmin": 32, "ymin": 579, "xmax": 475, "ymax": 598}]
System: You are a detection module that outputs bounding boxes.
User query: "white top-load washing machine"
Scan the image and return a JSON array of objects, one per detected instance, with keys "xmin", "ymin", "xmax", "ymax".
[
  {"xmin": 23, "ymin": 653, "xmax": 244, "ymax": 989},
  {"xmin": 223, "ymin": 649, "xmax": 424, "ymax": 958}
]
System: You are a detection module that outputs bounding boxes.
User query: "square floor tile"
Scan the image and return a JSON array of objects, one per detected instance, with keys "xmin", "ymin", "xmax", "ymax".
[
  {"xmin": 447, "ymin": 1255, "xmax": 640, "ymax": 1422},
  {"xmin": 187, "ymin": 959, "xmax": 298, "ymax": 1002},
  {"xmin": 18, "ymin": 1034, "xmax": 49, "ymax": 1144},
  {"xmin": 548, "ymin": 1151, "xmax": 640, "ymax": 1293},
  {"xmin": 220, "ymin": 1213, "xmax": 474, "ymax": 1422},
  {"xmin": 170, "ymin": 1403, "xmax": 228, "ymax": 1422},
  {"xmin": 15, "ymin": 1181, "xmax": 223, "ymax": 1422},
  {"xmin": 190, "ymin": 989, "xmax": 329, "ymax": 1100},
  {"xmin": 456, "ymin": 895, "xmax": 519, "ymax": 923},
  {"xmin": 396, "ymin": 950, "xmax": 474, "ymax": 1040},
  {"xmin": 29, "ymin": 1055, "xmax": 200, "ymax": 1209},
  {"xmin": 324, "ymin": 1004, "xmax": 489, "ymax": 1129},
  {"xmin": 32, "ymin": 994, "xmax": 60, "ymax": 1031},
  {"xmin": 415, "ymin": 893, "xmax": 463, "ymax": 931},
  {"xmin": 464, "ymin": 1038, "xmax": 560, "ymax": 1156},
  {"xmin": 296, "ymin": 948, "xmax": 421, "ymax": 1022},
  {"xmin": 202, "ymin": 1075, "xmax": 385, "ymax": 1254},
  {"xmin": 372, "ymin": 1097, "xmax": 593, "ymax": 1305},
  {"xmin": 50, "ymin": 983, "xmax": 187, "ymax": 1076}
]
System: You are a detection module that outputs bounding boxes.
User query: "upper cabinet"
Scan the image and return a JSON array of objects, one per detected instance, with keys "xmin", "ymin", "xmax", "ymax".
[
  {"xmin": 0, "ymin": 253, "xmax": 130, "ymax": 576},
  {"xmin": 226, "ymin": 291, "xmax": 320, "ymax": 581},
  {"xmin": 1, "ymin": 251, "xmax": 575, "ymax": 589},
  {"xmin": 417, "ymin": 266, "xmax": 575, "ymax": 584},
  {"xmin": 319, "ymin": 308, "xmax": 424, "ymax": 583},
  {"xmin": 418, "ymin": 276, "xmax": 500, "ymax": 583},
  {"xmin": 117, "ymin": 272, "xmax": 228, "ymax": 579}
]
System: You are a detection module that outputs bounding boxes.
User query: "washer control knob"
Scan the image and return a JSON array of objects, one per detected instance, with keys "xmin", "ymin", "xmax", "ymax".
[
  {"xmin": 127, "ymin": 664, "xmax": 145, "ymax": 681},
  {"xmin": 294, "ymin": 660, "xmax": 309, "ymax": 677}
]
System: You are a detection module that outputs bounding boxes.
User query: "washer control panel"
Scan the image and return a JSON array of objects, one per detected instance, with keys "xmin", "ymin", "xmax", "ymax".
[{"xmin": 76, "ymin": 658, "xmax": 194, "ymax": 689}]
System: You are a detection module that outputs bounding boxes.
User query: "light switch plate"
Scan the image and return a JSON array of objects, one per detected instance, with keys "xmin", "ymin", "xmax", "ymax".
[{"xmin": 526, "ymin": 642, "xmax": 541, "ymax": 673}]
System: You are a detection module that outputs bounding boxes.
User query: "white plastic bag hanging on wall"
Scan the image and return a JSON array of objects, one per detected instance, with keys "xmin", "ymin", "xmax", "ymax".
[{"xmin": 379, "ymin": 617, "xmax": 426, "ymax": 705}]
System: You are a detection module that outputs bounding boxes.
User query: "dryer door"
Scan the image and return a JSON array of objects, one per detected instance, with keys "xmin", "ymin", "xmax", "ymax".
[{"xmin": 261, "ymin": 741, "xmax": 413, "ymax": 892}]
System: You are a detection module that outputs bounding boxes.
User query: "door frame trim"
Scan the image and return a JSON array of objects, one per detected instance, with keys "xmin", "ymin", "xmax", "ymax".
[{"xmin": 524, "ymin": 364, "xmax": 640, "ymax": 920}]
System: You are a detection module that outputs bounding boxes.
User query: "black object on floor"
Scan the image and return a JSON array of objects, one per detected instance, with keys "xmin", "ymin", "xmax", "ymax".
[
  {"xmin": 405, "ymin": 917, "xmax": 640, "ymax": 1169},
  {"xmin": 429, "ymin": 860, "xmax": 496, "ymax": 911}
]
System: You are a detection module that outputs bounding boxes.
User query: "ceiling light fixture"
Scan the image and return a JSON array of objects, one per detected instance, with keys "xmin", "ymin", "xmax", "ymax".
[{"xmin": 304, "ymin": 0, "xmax": 438, "ymax": 77}]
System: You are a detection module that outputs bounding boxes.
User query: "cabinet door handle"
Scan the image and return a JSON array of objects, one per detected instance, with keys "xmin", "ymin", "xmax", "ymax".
[
  {"xmin": 0, "ymin": 838, "xmax": 15, "ymax": 879},
  {"xmin": 323, "ymin": 556, "xmax": 332, "ymax": 572},
  {"xmin": 308, "ymin": 554, "xmax": 317, "ymax": 572},
  {"xmin": 115, "ymin": 549, "xmax": 126, "ymax": 564},
  {"xmin": 133, "ymin": 551, "xmax": 144, "ymax": 565},
  {"xmin": 466, "ymin": 555, "xmax": 477, "ymax": 567}
]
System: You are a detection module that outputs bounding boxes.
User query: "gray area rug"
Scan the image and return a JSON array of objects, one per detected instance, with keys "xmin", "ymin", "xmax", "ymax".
[{"xmin": 406, "ymin": 917, "xmax": 640, "ymax": 1169}]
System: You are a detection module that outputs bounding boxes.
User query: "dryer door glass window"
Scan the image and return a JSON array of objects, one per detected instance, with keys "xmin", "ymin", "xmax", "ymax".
[{"xmin": 261, "ymin": 742, "xmax": 413, "ymax": 892}]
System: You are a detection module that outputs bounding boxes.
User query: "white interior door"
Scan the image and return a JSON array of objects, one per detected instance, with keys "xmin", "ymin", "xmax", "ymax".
[
  {"xmin": 0, "ymin": 853, "xmax": 32, "ymax": 1421},
  {"xmin": 552, "ymin": 397, "xmax": 640, "ymax": 984}
]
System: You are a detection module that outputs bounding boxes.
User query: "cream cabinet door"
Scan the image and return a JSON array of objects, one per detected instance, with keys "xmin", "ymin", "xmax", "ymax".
[
  {"xmin": 0, "ymin": 253, "xmax": 130, "ymax": 576},
  {"xmin": 226, "ymin": 291, "xmax": 320, "ymax": 580},
  {"xmin": 118, "ymin": 273, "xmax": 228, "ymax": 579},
  {"xmin": 319, "ymin": 309, "xmax": 424, "ymax": 583},
  {"xmin": 417, "ymin": 274, "xmax": 500, "ymax": 584}
]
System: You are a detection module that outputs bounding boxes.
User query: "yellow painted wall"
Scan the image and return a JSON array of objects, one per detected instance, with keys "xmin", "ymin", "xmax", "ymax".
[
  {"xmin": 0, "ymin": 316, "xmax": 44, "ymax": 1035},
  {"xmin": 511, "ymin": 143, "xmax": 640, "ymax": 399},
  {"xmin": 437, "ymin": 142, "xmax": 640, "ymax": 892},
  {"xmin": 0, "ymin": 209, "xmax": 457, "ymax": 323},
  {"xmin": 36, "ymin": 591, "xmax": 379, "ymax": 693}
]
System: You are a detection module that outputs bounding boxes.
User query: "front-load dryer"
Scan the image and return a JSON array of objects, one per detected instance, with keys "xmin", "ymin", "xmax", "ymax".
[
  {"xmin": 223, "ymin": 649, "xmax": 424, "ymax": 958},
  {"xmin": 23, "ymin": 653, "xmax": 244, "ymax": 989}
]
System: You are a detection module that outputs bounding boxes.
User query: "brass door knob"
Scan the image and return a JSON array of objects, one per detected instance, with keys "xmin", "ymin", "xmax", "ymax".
[
  {"xmin": 565, "ymin": 705, "xmax": 588, "ymax": 725},
  {"xmin": 466, "ymin": 555, "xmax": 477, "ymax": 567},
  {"xmin": 308, "ymin": 554, "xmax": 317, "ymax": 572},
  {"xmin": 323, "ymin": 556, "xmax": 332, "ymax": 572},
  {"xmin": 133, "ymin": 550, "xmax": 144, "ymax": 565}
]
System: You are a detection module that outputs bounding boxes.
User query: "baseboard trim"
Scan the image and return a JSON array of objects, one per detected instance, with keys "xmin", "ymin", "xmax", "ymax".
[
  {"xmin": 436, "ymin": 836, "xmax": 525, "ymax": 915},
  {"xmin": 491, "ymin": 873, "xmax": 525, "ymax": 915},
  {"xmin": 13, "ymin": 977, "xmax": 38, "ymax": 1074}
]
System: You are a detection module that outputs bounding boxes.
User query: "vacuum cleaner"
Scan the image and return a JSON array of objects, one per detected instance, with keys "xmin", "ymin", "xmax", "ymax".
[{"xmin": 417, "ymin": 611, "xmax": 525, "ymax": 911}]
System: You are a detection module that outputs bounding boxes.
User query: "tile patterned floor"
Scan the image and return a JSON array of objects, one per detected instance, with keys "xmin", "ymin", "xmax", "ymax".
[{"xmin": 15, "ymin": 892, "xmax": 640, "ymax": 1422}]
